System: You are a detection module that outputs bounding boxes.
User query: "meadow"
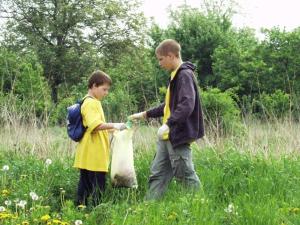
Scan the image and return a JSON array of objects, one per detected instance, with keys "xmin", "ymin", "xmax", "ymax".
[{"xmin": 0, "ymin": 118, "xmax": 300, "ymax": 225}]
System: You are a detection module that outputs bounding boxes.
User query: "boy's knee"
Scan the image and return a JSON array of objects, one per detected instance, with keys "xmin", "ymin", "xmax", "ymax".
[{"xmin": 172, "ymin": 156, "xmax": 193, "ymax": 180}]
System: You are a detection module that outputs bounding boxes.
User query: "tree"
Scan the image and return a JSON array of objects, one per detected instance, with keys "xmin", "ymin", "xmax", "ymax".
[
  {"xmin": 260, "ymin": 28, "xmax": 300, "ymax": 94},
  {"xmin": 0, "ymin": 47, "xmax": 51, "ymax": 116},
  {"xmin": 212, "ymin": 28, "xmax": 264, "ymax": 96},
  {"xmin": 149, "ymin": 6, "xmax": 233, "ymax": 87},
  {"xmin": 0, "ymin": 0, "xmax": 146, "ymax": 102}
]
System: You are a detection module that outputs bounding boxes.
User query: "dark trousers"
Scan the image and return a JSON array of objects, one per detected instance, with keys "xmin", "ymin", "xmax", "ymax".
[{"xmin": 76, "ymin": 169, "xmax": 106, "ymax": 206}]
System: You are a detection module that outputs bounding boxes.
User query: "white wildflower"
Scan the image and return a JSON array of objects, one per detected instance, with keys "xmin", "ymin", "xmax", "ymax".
[
  {"xmin": 30, "ymin": 192, "xmax": 39, "ymax": 201},
  {"xmin": 2, "ymin": 165, "xmax": 9, "ymax": 171},
  {"xmin": 32, "ymin": 194, "xmax": 39, "ymax": 201},
  {"xmin": 75, "ymin": 220, "xmax": 83, "ymax": 225},
  {"xmin": 0, "ymin": 206, "xmax": 5, "ymax": 212},
  {"xmin": 4, "ymin": 200, "xmax": 11, "ymax": 206},
  {"xmin": 45, "ymin": 159, "xmax": 52, "ymax": 166},
  {"xmin": 224, "ymin": 203, "xmax": 235, "ymax": 213},
  {"xmin": 17, "ymin": 200, "xmax": 27, "ymax": 209}
]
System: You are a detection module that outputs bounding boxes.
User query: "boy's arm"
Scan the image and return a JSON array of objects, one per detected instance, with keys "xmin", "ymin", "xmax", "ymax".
[
  {"xmin": 81, "ymin": 100, "xmax": 104, "ymax": 133},
  {"xmin": 93, "ymin": 123, "xmax": 126, "ymax": 131},
  {"xmin": 146, "ymin": 103, "xmax": 165, "ymax": 118},
  {"xmin": 166, "ymin": 72, "xmax": 196, "ymax": 127},
  {"xmin": 83, "ymin": 101, "xmax": 126, "ymax": 132}
]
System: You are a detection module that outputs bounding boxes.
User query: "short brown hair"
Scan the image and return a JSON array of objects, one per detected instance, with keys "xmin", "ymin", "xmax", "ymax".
[
  {"xmin": 155, "ymin": 39, "xmax": 181, "ymax": 58},
  {"xmin": 88, "ymin": 70, "xmax": 112, "ymax": 89}
]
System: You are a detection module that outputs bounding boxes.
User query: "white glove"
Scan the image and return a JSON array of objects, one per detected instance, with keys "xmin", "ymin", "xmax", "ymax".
[
  {"xmin": 157, "ymin": 124, "xmax": 169, "ymax": 140},
  {"xmin": 128, "ymin": 112, "xmax": 146, "ymax": 120},
  {"xmin": 112, "ymin": 123, "xmax": 127, "ymax": 131}
]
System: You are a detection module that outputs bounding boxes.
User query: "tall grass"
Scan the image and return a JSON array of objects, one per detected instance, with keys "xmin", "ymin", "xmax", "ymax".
[{"xmin": 1, "ymin": 102, "xmax": 299, "ymax": 160}]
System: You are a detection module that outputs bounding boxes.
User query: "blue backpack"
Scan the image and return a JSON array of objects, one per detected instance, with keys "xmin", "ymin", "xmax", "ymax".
[{"xmin": 67, "ymin": 96, "xmax": 92, "ymax": 142}]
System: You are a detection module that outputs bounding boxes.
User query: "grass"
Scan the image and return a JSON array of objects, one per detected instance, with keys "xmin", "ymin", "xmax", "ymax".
[{"xmin": 0, "ymin": 120, "xmax": 300, "ymax": 224}]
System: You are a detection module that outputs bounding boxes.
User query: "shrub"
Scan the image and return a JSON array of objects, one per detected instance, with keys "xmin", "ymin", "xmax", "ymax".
[
  {"xmin": 49, "ymin": 97, "xmax": 76, "ymax": 125},
  {"xmin": 253, "ymin": 90, "xmax": 291, "ymax": 119},
  {"xmin": 102, "ymin": 85, "xmax": 137, "ymax": 122},
  {"xmin": 201, "ymin": 88, "xmax": 243, "ymax": 135},
  {"xmin": 0, "ymin": 49, "xmax": 52, "ymax": 119}
]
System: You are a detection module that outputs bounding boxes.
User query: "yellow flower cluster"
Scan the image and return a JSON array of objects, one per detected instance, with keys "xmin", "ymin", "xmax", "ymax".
[
  {"xmin": 40, "ymin": 215, "xmax": 70, "ymax": 225},
  {"xmin": 1, "ymin": 189, "xmax": 10, "ymax": 197},
  {"xmin": 280, "ymin": 207, "xmax": 300, "ymax": 214},
  {"xmin": 41, "ymin": 214, "xmax": 51, "ymax": 221},
  {"xmin": 289, "ymin": 207, "xmax": 300, "ymax": 214},
  {"xmin": 0, "ymin": 212, "xmax": 18, "ymax": 219},
  {"xmin": 167, "ymin": 211, "xmax": 178, "ymax": 221},
  {"xmin": 52, "ymin": 219, "xmax": 70, "ymax": 225}
]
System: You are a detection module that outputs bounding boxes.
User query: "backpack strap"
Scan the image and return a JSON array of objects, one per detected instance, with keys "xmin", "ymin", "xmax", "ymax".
[{"xmin": 78, "ymin": 95, "xmax": 93, "ymax": 105}]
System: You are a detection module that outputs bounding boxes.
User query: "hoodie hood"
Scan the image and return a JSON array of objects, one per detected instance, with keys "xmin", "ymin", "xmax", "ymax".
[{"xmin": 178, "ymin": 61, "xmax": 196, "ymax": 72}]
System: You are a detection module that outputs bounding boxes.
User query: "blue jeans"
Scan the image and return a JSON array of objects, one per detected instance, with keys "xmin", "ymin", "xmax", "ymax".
[{"xmin": 145, "ymin": 140, "xmax": 200, "ymax": 200}]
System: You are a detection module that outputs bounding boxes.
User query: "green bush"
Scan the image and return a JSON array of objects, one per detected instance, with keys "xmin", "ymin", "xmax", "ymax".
[
  {"xmin": 102, "ymin": 85, "xmax": 137, "ymax": 122},
  {"xmin": 253, "ymin": 90, "xmax": 291, "ymax": 119},
  {"xmin": 49, "ymin": 84, "xmax": 137, "ymax": 125},
  {"xmin": 201, "ymin": 88, "xmax": 243, "ymax": 135},
  {"xmin": 0, "ymin": 49, "xmax": 52, "ymax": 119},
  {"xmin": 291, "ymin": 93, "xmax": 300, "ymax": 120},
  {"xmin": 49, "ymin": 97, "xmax": 76, "ymax": 125}
]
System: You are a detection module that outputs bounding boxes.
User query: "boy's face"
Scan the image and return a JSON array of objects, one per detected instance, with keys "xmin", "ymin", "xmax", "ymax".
[
  {"xmin": 92, "ymin": 83, "xmax": 110, "ymax": 100},
  {"xmin": 156, "ymin": 53, "xmax": 176, "ymax": 71}
]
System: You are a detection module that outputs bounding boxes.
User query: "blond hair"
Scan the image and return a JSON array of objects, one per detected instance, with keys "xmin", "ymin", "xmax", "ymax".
[{"xmin": 155, "ymin": 39, "xmax": 181, "ymax": 58}]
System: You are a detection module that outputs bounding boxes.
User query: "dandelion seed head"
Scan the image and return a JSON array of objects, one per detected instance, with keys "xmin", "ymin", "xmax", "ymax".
[
  {"xmin": 224, "ymin": 203, "xmax": 235, "ymax": 214},
  {"xmin": 18, "ymin": 200, "xmax": 27, "ymax": 209},
  {"xmin": 2, "ymin": 165, "xmax": 9, "ymax": 171},
  {"xmin": 75, "ymin": 219, "xmax": 83, "ymax": 225},
  {"xmin": 4, "ymin": 200, "xmax": 11, "ymax": 206},
  {"xmin": 45, "ymin": 159, "xmax": 52, "ymax": 166}
]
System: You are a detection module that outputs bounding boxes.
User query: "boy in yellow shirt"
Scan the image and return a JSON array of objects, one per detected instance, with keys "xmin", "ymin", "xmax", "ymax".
[{"xmin": 74, "ymin": 70, "xmax": 126, "ymax": 206}]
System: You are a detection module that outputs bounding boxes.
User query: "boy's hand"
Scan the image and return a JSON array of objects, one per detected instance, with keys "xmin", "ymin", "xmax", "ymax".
[
  {"xmin": 112, "ymin": 123, "xmax": 127, "ymax": 131},
  {"xmin": 128, "ymin": 111, "xmax": 146, "ymax": 120},
  {"xmin": 157, "ymin": 124, "xmax": 169, "ymax": 140}
]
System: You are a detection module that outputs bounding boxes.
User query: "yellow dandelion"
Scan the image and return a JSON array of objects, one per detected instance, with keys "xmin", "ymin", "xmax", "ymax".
[
  {"xmin": 41, "ymin": 214, "xmax": 51, "ymax": 222},
  {"xmin": 78, "ymin": 204, "xmax": 86, "ymax": 209},
  {"xmin": 22, "ymin": 221, "xmax": 29, "ymax": 225},
  {"xmin": 167, "ymin": 211, "xmax": 178, "ymax": 221},
  {"xmin": 0, "ymin": 212, "xmax": 13, "ymax": 219},
  {"xmin": 61, "ymin": 222, "xmax": 70, "ymax": 225},
  {"xmin": 292, "ymin": 208, "xmax": 300, "ymax": 214},
  {"xmin": 1, "ymin": 189, "xmax": 9, "ymax": 196},
  {"xmin": 52, "ymin": 219, "xmax": 61, "ymax": 224}
]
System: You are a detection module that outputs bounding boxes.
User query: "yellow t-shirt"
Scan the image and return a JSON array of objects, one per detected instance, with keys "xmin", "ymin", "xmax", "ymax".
[
  {"xmin": 73, "ymin": 96, "xmax": 110, "ymax": 172},
  {"xmin": 162, "ymin": 64, "xmax": 181, "ymax": 140}
]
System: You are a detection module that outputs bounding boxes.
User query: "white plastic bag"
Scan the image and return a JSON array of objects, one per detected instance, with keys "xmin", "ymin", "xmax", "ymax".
[{"xmin": 110, "ymin": 129, "xmax": 137, "ymax": 188}]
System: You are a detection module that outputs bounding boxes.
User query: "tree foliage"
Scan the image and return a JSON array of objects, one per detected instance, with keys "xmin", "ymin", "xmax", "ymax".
[
  {"xmin": 0, "ymin": 0, "xmax": 146, "ymax": 102},
  {"xmin": 0, "ymin": 47, "xmax": 51, "ymax": 117},
  {"xmin": 1, "ymin": 1, "xmax": 300, "ymax": 123}
]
